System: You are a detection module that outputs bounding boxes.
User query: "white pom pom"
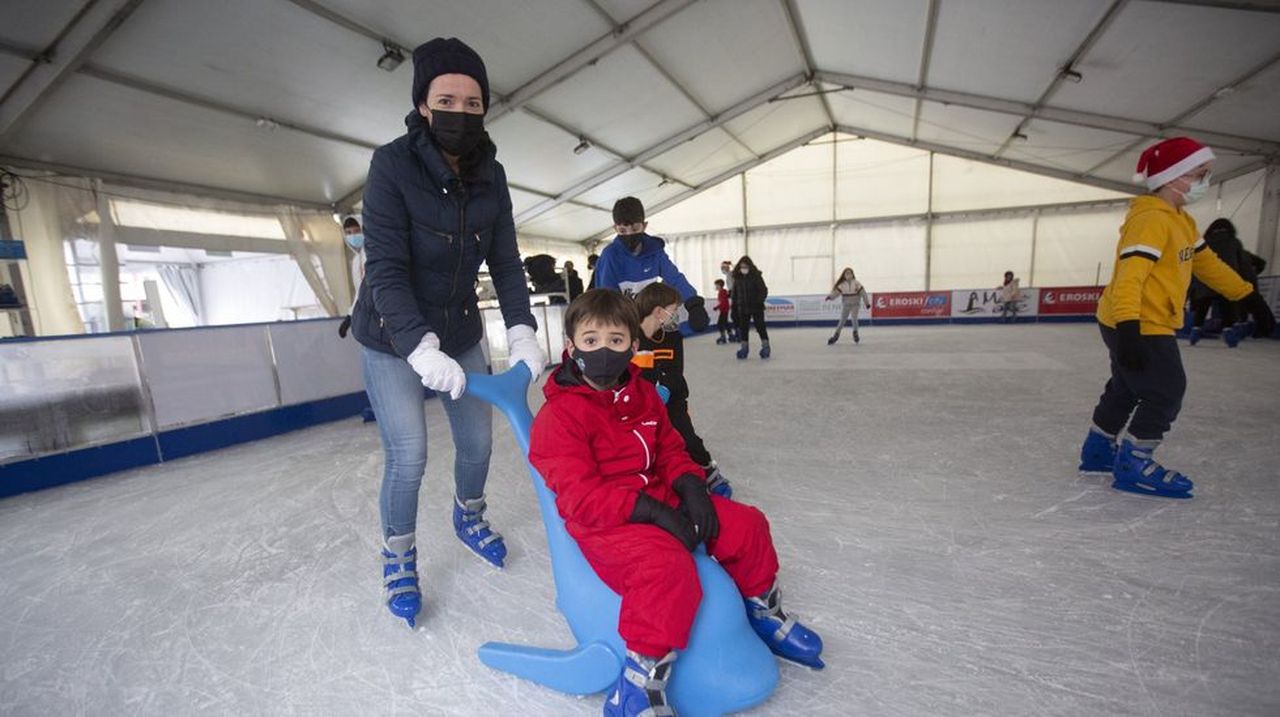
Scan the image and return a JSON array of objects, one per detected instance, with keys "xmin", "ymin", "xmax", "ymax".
[{"xmin": 1132, "ymin": 172, "xmax": 1146, "ymax": 184}]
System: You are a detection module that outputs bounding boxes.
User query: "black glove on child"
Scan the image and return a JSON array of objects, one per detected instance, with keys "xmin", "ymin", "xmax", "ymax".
[
  {"xmin": 673, "ymin": 473, "xmax": 719, "ymax": 545},
  {"xmin": 338, "ymin": 315, "xmax": 352, "ymax": 338},
  {"xmin": 684, "ymin": 296, "xmax": 709, "ymax": 331},
  {"xmin": 1241, "ymin": 292, "xmax": 1277, "ymax": 337},
  {"xmin": 630, "ymin": 493, "xmax": 699, "ymax": 551},
  {"xmin": 1115, "ymin": 320, "xmax": 1145, "ymax": 371}
]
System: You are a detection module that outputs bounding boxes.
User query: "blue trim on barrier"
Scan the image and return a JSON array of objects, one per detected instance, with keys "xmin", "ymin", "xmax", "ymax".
[
  {"xmin": 751, "ymin": 315, "xmax": 1098, "ymax": 329},
  {"xmin": 0, "ymin": 390, "xmax": 372, "ymax": 499},
  {"xmin": 0, "ymin": 437, "xmax": 160, "ymax": 499},
  {"xmin": 157, "ymin": 391, "xmax": 371, "ymax": 460}
]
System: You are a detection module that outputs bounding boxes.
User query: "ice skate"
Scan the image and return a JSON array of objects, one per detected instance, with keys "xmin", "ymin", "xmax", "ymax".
[
  {"xmin": 453, "ymin": 495, "xmax": 508, "ymax": 568},
  {"xmin": 1188, "ymin": 327, "xmax": 1203, "ymax": 345},
  {"xmin": 826, "ymin": 334, "xmax": 838, "ymax": 345},
  {"xmin": 382, "ymin": 533, "xmax": 421, "ymax": 628},
  {"xmin": 603, "ymin": 650, "xmax": 677, "ymax": 717},
  {"xmin": 1078, "ymin": 426, "xmax": 1117, "ymax": 473},
  {"xmin": 736, "ymin": 342, "xmax": 749, "ymax": 360},
  {"xmin": 704, "ymin": 462, "xmax": 733, "ymax": 499},
  {"xmin": 853, "ymin": 329, "xmax": 860, "ymax": 344},
  {"xmin": 745, "ymin": 584, "xmax": 824, "ymax": 669},
  {"xmin": 759, "ymin": 341, "xmax": 771, "ymax": 360},
  {"xmin": 1111, "ymin": 439, "xmax": 1193, "ymax": 499}
]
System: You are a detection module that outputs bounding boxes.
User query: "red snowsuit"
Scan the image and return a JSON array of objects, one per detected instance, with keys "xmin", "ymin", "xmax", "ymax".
[{"xmin": 529, "ymin": 360, "xmax": 779, "ymax": 658}]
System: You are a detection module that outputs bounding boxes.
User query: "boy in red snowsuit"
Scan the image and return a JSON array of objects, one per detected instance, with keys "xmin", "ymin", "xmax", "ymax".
[{"xmin": 529, "ymin": 289, "xmax": 823, "ymax": 717}]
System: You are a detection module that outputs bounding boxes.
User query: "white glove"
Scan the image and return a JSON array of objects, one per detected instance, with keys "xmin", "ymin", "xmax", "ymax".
[
  {"xmin": 406, "ymin": 332, "xmax": 466, "ymax": 400},
  {"xmin": 506, "ymin": 324, "xmax": 547, "ymax": 378}
]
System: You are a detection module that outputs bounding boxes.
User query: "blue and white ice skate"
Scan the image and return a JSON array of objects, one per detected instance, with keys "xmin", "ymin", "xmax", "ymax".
[
  {"xmin": 604, "ymin": 651, "xmax": 677, "ymax": 717},
  {"xmin": 453, "ymin": 495, "xmax": 507, "ymax": 568},
  {"xmin": 382, "ymin": 533, "xmax": 421, "ymax": 629},
  {"xmin": 1111, "ymin": 439, "xmax": 1193, "ymax": 499},
  {"xmin": 736, "ymin": 343, "xmax": 749, "ymax": 360},
  {"xmin": 745, "ymin": 584, "xmax": 825, "ymax": 669},
  {"xmin": 704, "ymin": 463, "xmax": 733, "ymax": 499},
  {"xmin": 1078, "ymin": 426, "xmax": 1117, "ymax": 473}
]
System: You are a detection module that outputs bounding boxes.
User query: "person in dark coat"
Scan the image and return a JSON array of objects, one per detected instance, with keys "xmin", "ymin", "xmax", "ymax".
[
  {"xmin": 565, "ymin": 260, "xmax": 584, "ymax": 302},
  {"xmin": 730, "ymin": 255, "xmax": 770, "ymax": 360},
  {"xmin": 349, "ymin": 37, "xmax": 547, "ymax": 628},
  {"xmin": 1188, "ymin": 218, "xmax": 1256, "ymax": 344}
]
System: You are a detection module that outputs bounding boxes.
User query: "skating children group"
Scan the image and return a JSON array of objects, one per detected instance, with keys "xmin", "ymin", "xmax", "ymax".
[{"xmin": 354, "ymin": 36, "xmax": 1276, "ymax": 717}]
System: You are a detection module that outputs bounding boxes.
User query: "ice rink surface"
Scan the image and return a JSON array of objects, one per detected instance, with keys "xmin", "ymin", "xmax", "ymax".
[{"xmin": 2, "ymin": 324, "xmax": 1279, "ymax": 716}]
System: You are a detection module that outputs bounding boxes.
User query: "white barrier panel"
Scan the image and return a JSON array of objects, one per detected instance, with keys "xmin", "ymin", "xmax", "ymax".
[
  {"xmin": 764, "ymin": 295, "xmax": 866, "ymax": 322},
  {"xmin": 951, "ymin": 288, "xmax": 1040, "ymax": 318},
  {"xmin": 139, "ymin": 326, "xmax": 278, "ymax": 429},
  {"xmin": 270, "ymin": 321, "xmax": 364, "ymax": 406}
]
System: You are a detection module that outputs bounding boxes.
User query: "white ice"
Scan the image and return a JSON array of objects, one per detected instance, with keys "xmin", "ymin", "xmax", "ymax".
[{"xmin": 2, "ymin": 324, "xmax": 1279, "ymax": 716}]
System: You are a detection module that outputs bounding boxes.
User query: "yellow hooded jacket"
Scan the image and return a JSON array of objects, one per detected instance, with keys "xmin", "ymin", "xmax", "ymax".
[{"xmin": 1096, "ymin": 195, "xmax": 1253, "ymax": 336}]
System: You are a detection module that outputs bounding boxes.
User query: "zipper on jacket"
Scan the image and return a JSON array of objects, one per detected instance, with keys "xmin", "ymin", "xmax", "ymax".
[
  {"xmin": 445, "ymin": 182, "xmax": 467, "ymax": 341},
  {"xmin": 631, "ymin": 428, "xmax": 652, "ymax": 475}
]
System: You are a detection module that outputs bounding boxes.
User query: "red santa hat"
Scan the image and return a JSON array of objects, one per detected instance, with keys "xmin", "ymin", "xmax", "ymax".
[{"xmin": 1133, "ymin": 137, "xmax": 1214, "ymax": 191}]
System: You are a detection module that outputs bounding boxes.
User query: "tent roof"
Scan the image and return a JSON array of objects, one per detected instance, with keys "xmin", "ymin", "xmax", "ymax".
[{"xmin": 2, "ymin": 0, "xmax": 1277, "ymax": 242}]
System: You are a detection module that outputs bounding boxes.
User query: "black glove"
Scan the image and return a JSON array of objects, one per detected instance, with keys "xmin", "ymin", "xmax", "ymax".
[
  {"xmin": 630, "ymin": 493, "xmax": 698, "ymax": 551},
  {"xmin": 673, "ymin": 473, "xmax": 719, "ymax": 544},
  {"xmin": 684, "ymin": 295, "xmax": 709, "ymax": 331},
  {"xmin": 338, "ymin": 315, "xmax": 352, "ymax": 338},
  {"xmin": 1114, "ymin": 320, "xmax": 1145, "ymax": 371},
  {"xmin": 1241, "ymin": 292, "xmax": 1277, "ymax": 337}
]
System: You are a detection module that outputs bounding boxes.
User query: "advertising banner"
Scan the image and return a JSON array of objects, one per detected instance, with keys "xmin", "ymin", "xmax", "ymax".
[
  {"xmin": 763, "ymin": 296, "xmax": 796, "ymax": 322},
  {"xmin": 951, "ymin": 287, "xmax": 1040, "ymax": 318},
  {"xmin": 1038, "ymin": 285, "xmax": 1104, "ymax": 315},
  {"xmin": 872, "ymin": 291, "xmax": 951, "ymax": 318}
]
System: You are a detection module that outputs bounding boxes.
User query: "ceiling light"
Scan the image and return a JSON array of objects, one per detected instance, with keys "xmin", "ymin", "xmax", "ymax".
[
  {"xmin": 1061, "ymin": 68, "xmax": 1083, "ymax": 84},
  {"xmin": 377, "ymin": 43, "xmax": 405, "ymax": 72},
  {"xmin": 572, "ymin": 138, "xmax": 592, "ymax": 155},
  {"xmin": 256, "ymin": 117, "xmax": 279, "ymax": 131},
  {"xmin": 1011, "ymin": 131, "xmax": 1029, "ymax": 142}
]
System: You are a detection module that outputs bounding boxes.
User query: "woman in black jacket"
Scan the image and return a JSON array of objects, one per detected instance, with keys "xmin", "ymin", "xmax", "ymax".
[
  {"xmin": 730, "ymin": 255, "xmax": 771, "ymax": 359},
  {"xmin": 350, "ymin": 38, "xmax": 546, "ymax": 629}
]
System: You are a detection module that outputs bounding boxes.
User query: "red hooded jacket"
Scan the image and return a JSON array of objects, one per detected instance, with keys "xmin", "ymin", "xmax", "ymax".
[{"xmin": 530, "ymin": 359, "xmax": 704, "ymax": 535}]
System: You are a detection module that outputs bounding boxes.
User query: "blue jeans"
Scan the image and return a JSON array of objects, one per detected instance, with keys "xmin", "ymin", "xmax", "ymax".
[{"xmin": 362, "ymin": 343, "xmax": 492, "ymax": 539}]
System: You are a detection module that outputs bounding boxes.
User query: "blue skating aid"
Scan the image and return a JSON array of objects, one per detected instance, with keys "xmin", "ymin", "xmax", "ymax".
[
  {"xmin": 1111, "ymin": 439, "xmax": 1193, "ymax": 499},
  {"xmin": 655, "ymin": 382, "xmax": 671, "ymax": 405},
  {"xmin": 465, "ymin": 365, "xmax": 779, "ymax": 716},
  {"xmin": 1078, "ymin": 427, "xmax": 1117, "ymax": 473}
]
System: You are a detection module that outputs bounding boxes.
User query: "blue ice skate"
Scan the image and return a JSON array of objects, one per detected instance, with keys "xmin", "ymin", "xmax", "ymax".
[
  {"xmin": 745, "ymin": 584, "xmax": 824, "ymax": 669},
  {"xmin": 1078, "ymin": 427, "xmax": 1117, "ymax": 473},
  {"xmin": 1188, "ymin": 327, "xmax": 1203, "ymax": 345},
  {"xmin": 604, "ymin": 651, "xmax": 677, "ymax": 717},
  {"xmin": 465, "ymin": 365, "xmax": 780, "ymax": 717},
  {"xmin": 704, "ymin": 463, "xmax": 733, "ymax": 499},
  {"xmin": 1112, "ymin": 439, "xmax": 1193, "ymax": 499},
  {"xmin": 382, "ymin": 533, "xmax": 421, "ymax": 628},
  {"xmin": 736, "ymin": 343, "xmax": 749, "ymax": 360},
  {"xmin": 759, "ymin": 343, "xmax": 771, "ymax": 360},
  {"xmin": 453, "ymin": 496, "xmax": 507, "ymax": 568}
]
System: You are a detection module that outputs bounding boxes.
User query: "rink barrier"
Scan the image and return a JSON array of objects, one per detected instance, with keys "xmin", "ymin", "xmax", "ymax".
[{"xmin": 0, "ymin": 305, "xmax": 570, "ymax": 500}]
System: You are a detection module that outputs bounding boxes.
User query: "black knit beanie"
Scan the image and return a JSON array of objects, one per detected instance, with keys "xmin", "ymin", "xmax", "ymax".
[{"xmin": 411, "ymin": 37, "xmax": 490, "ymax": 111}]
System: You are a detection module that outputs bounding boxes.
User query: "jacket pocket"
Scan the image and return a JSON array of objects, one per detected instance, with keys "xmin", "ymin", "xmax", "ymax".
[{"xmin": 409, "ymin": 219, "xmax": 455, "ymax": 265}]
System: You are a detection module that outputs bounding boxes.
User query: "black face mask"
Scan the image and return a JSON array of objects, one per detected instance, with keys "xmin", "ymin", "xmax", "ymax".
[
  {"xmin": 572, "ymin": 346, "xmax": 634, "ymax": 387},
  {"xmin": 428, "ymin": 109, "xmax": 485, "ymax": 157},
  {"xmin": 620, "ymin": 232, "xmax": 644, "ymax": 253}
]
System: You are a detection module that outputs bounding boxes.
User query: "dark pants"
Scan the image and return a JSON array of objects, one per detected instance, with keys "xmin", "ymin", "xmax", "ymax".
[
  {"xmin": 735, "ymin": 307, "xmax": 769, "ymax": 342},
  {"xmin": 667, "ymin": 398, "xmax": 711, "ymax": 467},
  {"xmin": 1191, "ymin": 295, "xmax": 1238, "ymax": 328},
  {"xmin": 717, "ymin": 310, "xmax": 731, "ymax": 338},
  {"xmin": 1090, "ymin": 325, "xmax": 1186, "ymax": 442}
]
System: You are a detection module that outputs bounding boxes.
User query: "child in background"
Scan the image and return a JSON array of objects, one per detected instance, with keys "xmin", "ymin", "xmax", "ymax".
[
  {"xmin": 996, "ymin": 271, "xmax": 1022, "ymax": 323},
  {"xmin": 825, "ymin": 267, "xmax": 870, "ymax": 345},
  {"xmin": 529, "ymin": 289, "xmax": 823, "ymax": 717},
  {"xmin": 634, "ymin": 282, "xmax": 733, "ymax": 498},
  {"xmin": 714, "ymin": 278, "xmax": 732, "ymax": 345}
]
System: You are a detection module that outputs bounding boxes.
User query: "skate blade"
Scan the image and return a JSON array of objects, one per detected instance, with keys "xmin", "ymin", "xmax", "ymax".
[
  {"xmin": 1110, "ymin": 480, "xmax": 1193, "ymax": 499},
  {"xmin": 777, "ymin": 653, "xmax": 825, "ymax": 670}
]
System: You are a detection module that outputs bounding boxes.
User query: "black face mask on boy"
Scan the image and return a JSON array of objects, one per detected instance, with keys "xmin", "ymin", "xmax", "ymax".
[{"xmin": 571, "ymin": 345, "xmax": 634, "ymax": 386}]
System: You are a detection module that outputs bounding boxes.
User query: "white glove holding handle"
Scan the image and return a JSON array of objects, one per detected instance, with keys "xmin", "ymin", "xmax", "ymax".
[
  {"xmin": 406, "ymin": 332, "xmax": 466, "ymax": 400},
  {"xmin": 506, "ymin": 324, "xmax": 547, "ymax": 379}
]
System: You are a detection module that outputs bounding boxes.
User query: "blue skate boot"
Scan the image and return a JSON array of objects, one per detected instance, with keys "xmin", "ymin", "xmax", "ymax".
[
  {"xmin": 1223, "ymin": 324, "xmax": 1243, "ymax": 348},
  {"xmin": 1188, "ymin": 327, "xmax": 1203, "ymax": 345},
  {"xmin": 1112, "ymin": 438, "xmax": 1193, "ymax": 499},
  {"xmin": 382, "ymin": 533, "xmax": 421, "ymax": 628},
  {"xmin": 736, "ymin": 342, "xmax": 749, "ymax": 360},
  {"xmin": 745, "ymin": 584, "xmax": 825, "ymax": 669},
  {"xmin": 1078, "ymin": 426, "xmax": 1118, "ymax": 473},
  {"xmin": 703, "ymin": 462, "xmax": 733, "ymax": 499},
  {"xmin": 453, "ymin": 495, "xmax": 507, "ymax": 568},
  {"xmin": 759, "ymin": 341, "xmax": 771, "ymax": 360},
  {"xmin": 604, "ymin": 650, "xmax": 677, "ymax": 717}
]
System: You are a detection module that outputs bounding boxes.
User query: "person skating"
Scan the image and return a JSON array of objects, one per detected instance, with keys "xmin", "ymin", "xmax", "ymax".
[
  {"xmin": 730, "ymin": 256, "xmax": 770, "ymax": 359},
  {"xmin": 825, "ymin": 267, "xmax": 870, "ymax": 345}
]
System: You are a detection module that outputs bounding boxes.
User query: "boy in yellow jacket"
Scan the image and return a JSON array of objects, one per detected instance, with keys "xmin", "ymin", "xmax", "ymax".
[{"xmin": 1079, "ymin": 137, "xmax": 1275, "ymax": 498}]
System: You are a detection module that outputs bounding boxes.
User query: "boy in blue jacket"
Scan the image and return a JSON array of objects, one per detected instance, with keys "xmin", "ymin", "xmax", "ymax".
[{"xmin": 594, "ymin": 197, "xmax": 709, "ymax": 331}]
